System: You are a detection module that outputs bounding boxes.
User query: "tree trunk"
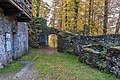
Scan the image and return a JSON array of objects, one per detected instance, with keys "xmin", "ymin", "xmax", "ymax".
[
  {"xmin": 65, "ymin": 4, "xmax": 68, "ymax": 31},
  {"xmin": 73, "ymin": 0, "xmax": 79, "ymax": 32},
  {"xmin": 115, "ymin": 12, "xmax": 120, "ymax": 34},
  {"xmin": 36, "ymin": 0, "xmax": 41, "ymax": 17},
  {"xmin": 103, "ymin": 0, "xmax": 108, "ymax": 34},
  {"xmin": 88, "ymin": 0, "xmax": 92, "ymax": 34}
]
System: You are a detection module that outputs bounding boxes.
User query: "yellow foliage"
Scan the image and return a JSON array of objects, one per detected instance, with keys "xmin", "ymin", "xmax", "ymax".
[
  {"xmin": 48, "ymin": 34, "xmax": 58, "ymax": 48},
  {"xmin": 33, "ymin": 0, "xmax": 105, "ymax": 35},
  {"xmin": 51, "ymin": 0, "xmax": 105, "ymax": 34},
  {"xmin": 32, "ymin": 0, "xmax": 50, "ymax": 18}
]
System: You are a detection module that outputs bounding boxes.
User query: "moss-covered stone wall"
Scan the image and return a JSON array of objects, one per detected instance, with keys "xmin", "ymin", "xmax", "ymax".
[{"xmin": 57, "ymin": 32, "xmax": 120, "ymax": 77}]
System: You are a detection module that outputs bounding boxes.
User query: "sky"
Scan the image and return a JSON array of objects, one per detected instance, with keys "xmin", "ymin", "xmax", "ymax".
[
  {"xmin": 43, "ymin": 0, "xmax": 53, "ymax": 25},
  {"xmin": 43, "ymin": 0, "xmax": 52, "ymax": 6}
]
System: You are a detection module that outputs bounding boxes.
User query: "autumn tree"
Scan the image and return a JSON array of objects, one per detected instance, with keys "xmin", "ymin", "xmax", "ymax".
[
  {"xmin": 36, "ymin": 0, "xmax": 41, "ymax": 17},
  {"xmin": 103, "ymin": 0, "xmax": 109, "ymax": 34},
  {"xmin": 108, "ymin": 0, "xmax": 120, "ymax": 34},
  {"xmin": 88, "ymin": 0, "xmax": 92, "ymax": 34},
  {"xmin": 32, "ymin": 0, "xmax": 50, "ymax": 18},
  {"xmin": 41, "ymin": 0, "xmax": 119, "ymax": 35},
  {"xmin": 59, "ymin": 0, "xmax": 104, "ymax": 34},
  {"xmin": 115, "ymin": 12, "xmax": 120, "ymax": 34},
  {"xmin": 73, "ymin": 0, "xmax": 79, "ymax": 32},
  {"xmin": 50, "ymin": 0, "xmax": 63, "ymax": 29}
]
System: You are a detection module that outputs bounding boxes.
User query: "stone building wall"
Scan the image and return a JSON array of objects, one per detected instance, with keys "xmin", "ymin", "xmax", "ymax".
[
  {"xmin": 0, "ymin": 8, "xmax": 28, "ymax": 65},
  {"xmin": 13, "ymin": 22, "xmax": 28, "ymax": 59}
]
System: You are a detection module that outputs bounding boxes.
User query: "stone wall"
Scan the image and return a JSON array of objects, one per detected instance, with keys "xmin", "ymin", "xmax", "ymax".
[
  {"xmin": 107, "ymin": 47, "xmax": 120, "ymax": 77},
  {"xmin": 13, "ymin": 22, "xmax": 28, "ymax": 59},
  {"xmin": 58, "ymin": 33, "xmax": 120, "ymax": 54},
  {"xmin": 0, "ymin": 8, "xmax": 28, "ymax": 65},
  {"xmin": 57, "ymin": 32, "xmax": 120, "ymax": 77}
]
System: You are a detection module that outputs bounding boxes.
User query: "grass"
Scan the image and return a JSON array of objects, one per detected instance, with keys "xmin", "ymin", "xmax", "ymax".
[
  {"xmin": 20, "ymin": 49, "xmax": 119, "ymax": 80},
  {"xmin": 0, "ymin": 61, "xmax": 25, "ymax": 74}
]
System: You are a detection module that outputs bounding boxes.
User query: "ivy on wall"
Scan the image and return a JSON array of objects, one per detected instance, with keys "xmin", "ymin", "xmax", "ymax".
[{"xmin": 28, "ymin": 17, "xmax": 49, "ymax": 48}]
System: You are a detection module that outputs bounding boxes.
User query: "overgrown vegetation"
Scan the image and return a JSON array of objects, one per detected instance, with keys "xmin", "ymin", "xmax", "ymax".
[
  {"xmin": 0, "ymin": 61, "xmax": 25, "ymax": 74},
  {"xmin": 20, "ymin": 49, "xmax": 118, "ymax": 80},
  {"xmin": 28, "ymin": 17, "xmax": 49, "ymax": 48}
]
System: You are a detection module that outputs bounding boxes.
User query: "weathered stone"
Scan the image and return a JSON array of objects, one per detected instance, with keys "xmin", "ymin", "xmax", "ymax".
[
  {"xmin": 57, "ymin": 32, "xmax": 120, "ymax": 77},
  {"xmin": 107, "ymin": 47, "xmax": 120, "ymax": 77},
  {"xmin": 0, "ymin": 8, "xmax": 28, "ymax": 65},
  {"xmin": 0, "ymin": 63, "xmax": 5, "ymax": 69}
]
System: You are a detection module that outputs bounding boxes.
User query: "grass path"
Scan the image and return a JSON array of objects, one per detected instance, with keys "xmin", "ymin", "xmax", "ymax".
[{"xmin": 20, "ymin": 48, "xmax": 119, "ymax": 80}]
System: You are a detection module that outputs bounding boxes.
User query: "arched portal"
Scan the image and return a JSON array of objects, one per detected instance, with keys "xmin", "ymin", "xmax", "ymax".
[
  {"xmin": 38, "ymin": 27, "xmax": 60, "ymax": 47},
  {"xmin": 48, "ymin": 34, "xmax": 58, "ymax": 48}
]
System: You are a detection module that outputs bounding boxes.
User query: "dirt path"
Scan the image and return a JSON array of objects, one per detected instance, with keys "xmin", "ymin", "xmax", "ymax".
[
  {"xmin": 0, "ymin": 60, "xmax": 39, "ymax": 80},
  {"xmin": 14, "ymin": 60, "xmax": 39, "ymax": 80},
  {"xmin": 40, "ymin": 46, "xmax": 58, "ymax": 54},
  {"xmin": 0, "ymin": 72, "xmax": 16, "ymax": 80},
  {"xmin": 0, "ymin": 47, "xmax": 58, "ymax": 80}
]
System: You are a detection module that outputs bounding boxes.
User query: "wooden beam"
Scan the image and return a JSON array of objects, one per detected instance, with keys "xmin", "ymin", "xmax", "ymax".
[
  {"xmin": 4, "ymin": 9, "xmax": 21, "ymax": 12},
  {"xmin": 0, "ymin": 3, "xmax": 11, "ymax": 5},
  {"xmin": 7, "ymin": 0, "xmax": 32, "ymax": 19},
  {"xmin": 0, "ymin": 0, "xmax": 7, "ymax": 2},
  {"xmin": 4, "ymin": 11, "xmax": 22, "ymax": 16},
  {"xmin": 17, "ymin": 17, "xmax": 30, "ymax": 22}
]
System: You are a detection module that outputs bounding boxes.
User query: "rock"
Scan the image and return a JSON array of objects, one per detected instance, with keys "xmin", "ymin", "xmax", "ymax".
[
  {"xmin": 0, "ymin": 63, "xmax": 5, "ymax": 69},
  {"xmin": 107, "ymin": 47, "xmax": 120, "ymax": 77}
]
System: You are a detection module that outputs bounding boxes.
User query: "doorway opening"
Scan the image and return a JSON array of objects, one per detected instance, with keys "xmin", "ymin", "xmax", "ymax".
[{"xmin": 48, "ymin": 34, "xmax": 58, "ymax": 48}]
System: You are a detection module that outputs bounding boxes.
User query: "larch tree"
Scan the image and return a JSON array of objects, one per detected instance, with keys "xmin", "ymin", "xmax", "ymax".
[
  {"xmin": 32, "ymin": 0, "xmax": 50, "ymax": 18},
  {"xmin": 88, "ymin": 0, "xmax": 92, "ymax": 34},
  {"xmin": 33, "ymin": 0, "xmax": 119, "ymax": 35},
  {"xmin": 50, "ymin": 0, "xmax": 63, "ymax": 29},
  {"xmin": 103, "ymin": 0, "xmax": 109, "ymax": 34},
  {"xmin": 36, "ymin": 0, "xmax": 41, "ymax": 17},
  {"xmin": 73, "ymin": 0, "xmax": 79, "ymax": 32},
  {"xmin": 115, "ymin": 12, "xmax": 120, "ymax": 34},
  {"xmin": 108, "ymin": 0, "xmax": 120, "ymax": 34}
]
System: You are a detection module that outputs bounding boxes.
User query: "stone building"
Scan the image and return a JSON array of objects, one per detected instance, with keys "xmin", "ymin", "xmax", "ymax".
[{"xmin": 0, "ymin": 0, "xmax": 32, "ymax": 65}]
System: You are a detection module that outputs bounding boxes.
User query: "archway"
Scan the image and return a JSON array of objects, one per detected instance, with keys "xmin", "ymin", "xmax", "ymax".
[
  {"xmin": 38, "ymin": 27, "xmax": 60, "ymax": 47},
  {"xmin": 48, "ymin": 34, "xmax": 58, "ymax": 48}
]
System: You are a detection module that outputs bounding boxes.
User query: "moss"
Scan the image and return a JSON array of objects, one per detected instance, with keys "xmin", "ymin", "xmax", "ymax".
[
  {"xmin": 0, "ymin": 61, "xmax": 25, "ymax": 74},
  {"xmin": 111, "ymin": 46, "xmax": 120, "ymax": 50},
  {"xmin": 83, "ymin": 48, "xmax": 101, "ymax": 54},
  {"xmin": 82, "ymin": 43, "xmax": 93, "ymax": 48},
  {"xmin": 20, "ymin": 49, "xmax": 118, "ymax": 80}
]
